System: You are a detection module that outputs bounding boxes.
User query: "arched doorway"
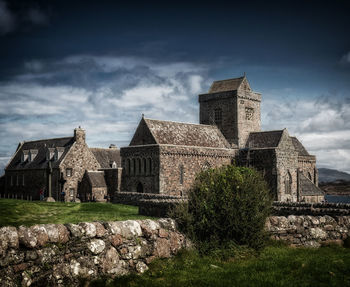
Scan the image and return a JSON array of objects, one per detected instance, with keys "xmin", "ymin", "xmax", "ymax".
[{"xmin": 137, "ymin": 182, "xmax": 143, "ymax": 193}]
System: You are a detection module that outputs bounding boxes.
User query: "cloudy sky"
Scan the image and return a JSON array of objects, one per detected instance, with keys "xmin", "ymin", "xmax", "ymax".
[{"xmin": 1, "ymin": 0, "xmax": 350, "ymax": 174}]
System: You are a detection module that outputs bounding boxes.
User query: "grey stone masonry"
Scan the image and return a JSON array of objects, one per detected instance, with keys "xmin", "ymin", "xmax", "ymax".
[{"xmin": 0, "ymin": 219, "xmax": 191, "ymax": 286}]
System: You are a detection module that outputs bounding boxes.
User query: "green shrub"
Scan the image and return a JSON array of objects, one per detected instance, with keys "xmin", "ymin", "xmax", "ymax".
[{"xmin": 171, "ymin": 165, "xmax": 273, "ymax": 250}]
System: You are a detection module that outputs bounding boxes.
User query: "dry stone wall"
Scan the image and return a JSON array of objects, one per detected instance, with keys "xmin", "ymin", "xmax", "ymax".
[{"xmin": 0, "ymin": 219, "xmax": 190, "ymax": 287}]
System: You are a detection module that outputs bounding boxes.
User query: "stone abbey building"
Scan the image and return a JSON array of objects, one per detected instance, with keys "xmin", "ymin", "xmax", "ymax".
[{"xmin": 2, "ymin": 75, "xmax": 324, "ymax": 203}]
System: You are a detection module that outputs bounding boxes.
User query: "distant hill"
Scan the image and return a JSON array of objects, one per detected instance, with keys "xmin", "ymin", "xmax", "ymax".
[{"xmin": 318, "ymin": 168, "xmax": 350, "ymax": 183}]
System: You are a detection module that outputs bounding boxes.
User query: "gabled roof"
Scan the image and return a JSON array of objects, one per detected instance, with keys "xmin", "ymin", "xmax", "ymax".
[
  {"xmin": 245, "ymin": 130, "xmax": 284, "ymax": 148},
  {"xmin": 208, "ymin": 76, "xmax": 245, "ymax": 93},
  {"xmin": 291, "ymin": 137, "xmax": 310, "ymax": 156},
  {"xmin": 299, "ymin": 173, "xmax": 324, "ymax": 196},
  {"xmin": 90, "ymin": 147, "xmax": 121, "ymax": 169},
  {"xmin": 138, "ymin": 118, "xmax": 230, "ymax": 148},
  {"xmin": 6, "ymin": 137, "xmax": 74, "ymax": 170},
  {"xmin": 86, "ymin": 171, "xmax": 107, "ymax": 188}
]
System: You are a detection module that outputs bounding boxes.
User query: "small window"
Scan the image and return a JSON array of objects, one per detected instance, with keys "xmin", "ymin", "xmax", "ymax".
[
  {"xmin": 307, "ymin": 172, "xmax": 312, "ymax": 181},
  {"xmin": 10, "ymin": 175, "xmax": 13, "ymax": 186},
  {"xmin": 132, "ymin": 158, "xmax": 136, "ymax": 175},
  {"xmin": 22, "ymin": 174, "xmax": 25, "ymax": 186},
  {"xmin": 179, "ymin": 165, "xmax": 184, "ymax": 185},
  {"xmin": 127, "ymin": 159, "xmax": 131, "ymax": 175},
  {"xmin": 66, "ymin": 168, "xmax": 72, "ymax": 177},
  {"xmin": 285, "ymin": 171, "xmax": 292, "ymax": 194},
  {"xmin": 16, "ymin": 175, "xmax": 19, "ymax": 186},
  {"xmin": 245, "ymin": 107, "xmax": 254, "ymax": 120},
  {"xmin": 138, "ymin": 158, "xmax": 141, "ymax": 175},
  {"xmin": 69, "ymin": 188, "xmax": 74, "ymax": 197},
  {"xmin": 214, "ymin": 108, "xmax": 222, "ymax": 125}
]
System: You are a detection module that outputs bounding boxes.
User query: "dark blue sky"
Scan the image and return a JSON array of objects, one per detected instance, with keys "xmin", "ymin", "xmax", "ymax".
[{"xmin": 0, "ymin": 0, "xmax": 350, "ymax": 173}]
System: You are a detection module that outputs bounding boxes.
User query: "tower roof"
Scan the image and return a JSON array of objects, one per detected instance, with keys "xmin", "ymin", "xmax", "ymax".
[{"xmin": 208, "ymin": 76, "xmax": 245, "ymax": 93}]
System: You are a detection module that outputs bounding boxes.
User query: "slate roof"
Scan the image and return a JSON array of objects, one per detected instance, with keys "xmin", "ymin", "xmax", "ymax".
[
  {"xmin": 86, "ymin": 171, "xmax": 107, "ymax": 188},
  {"xmin": 291, "ymin": 137, "xmax": 310, "ymax": 156},
  {"xmin": 90, "ymin": 148, "xmax": 121, "ymax": 169},
  {"xmin": 208, "ymin": 77, "xmax": 244, "ymax": 93},
  {"xmin": 299, "ymin": 173, "xmax": 324, "ymax": 196},
  {"xmin": 6, "ymin": 137, "xmax": 74, "ymax": 170},
  {"xmin": 143, "ymin": 118, "xmax": 231, "ymax": 148},
  {"xmin": 245, "ymin": 130, "xmax": 284, "ymax": 148}
]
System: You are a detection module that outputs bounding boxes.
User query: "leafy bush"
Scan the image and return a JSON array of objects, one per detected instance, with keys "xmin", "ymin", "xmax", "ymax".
[{"xmin": 171, "ymin": 165, "xmax": 273, "ymax": 250}]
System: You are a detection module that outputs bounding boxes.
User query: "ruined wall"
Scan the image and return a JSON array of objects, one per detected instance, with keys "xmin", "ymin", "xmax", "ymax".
[
  {"xmin": 159, "ymin": 145, "xmax": 236, "ymax": 196},
  {"xmin": 103, "ymin": 168, "xmax": 122, "ymax": 200},
  {"xmin": 0, "ymin": 219, "xmax": 190, "ymax": 287},
  {"xmin": 120, "ymin": 145, "xmax": 160, "ymax": 194}
]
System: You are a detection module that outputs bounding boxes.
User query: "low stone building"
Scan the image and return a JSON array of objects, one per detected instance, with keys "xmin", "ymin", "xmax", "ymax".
[
  {"xmin": 120, "ymin": 118, "xmax": 235, "ymax": 196},
  {"xmin": 3, "ymin": 128, "xmax": 107, "ymax": 202},
  {"xmin": 79, "ymin": 171, "xmax": 108, "ymax": 202}
]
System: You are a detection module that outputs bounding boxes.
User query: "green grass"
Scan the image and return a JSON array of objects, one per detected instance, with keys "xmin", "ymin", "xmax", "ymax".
[
  {"xmin": 92, "ymin": 244, "xmax": 350, "ymax": 287},
  {"xmin": 0, "ymin": 199, "xmax": 152, "ymax": 227}
]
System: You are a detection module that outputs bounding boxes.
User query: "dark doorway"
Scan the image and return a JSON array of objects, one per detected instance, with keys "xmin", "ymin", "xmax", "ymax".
[{"xmin": 137, "ymin": 182, "xmax": 143, "ymax": 193}]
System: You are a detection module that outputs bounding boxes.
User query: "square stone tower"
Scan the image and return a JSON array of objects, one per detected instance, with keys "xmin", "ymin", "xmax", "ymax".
[{"xmin": 198, "ymin": 75, "xmax": 261, "ymax": 148}]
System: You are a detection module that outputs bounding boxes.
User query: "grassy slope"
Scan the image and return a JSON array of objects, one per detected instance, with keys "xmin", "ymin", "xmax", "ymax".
[
  {"xmin": 93, "ymin": 245, "xmax": 350, "ymax": 287},
  {"xmin": 0, "ymin": 199, "xmax": 151, "ymax": 227}
]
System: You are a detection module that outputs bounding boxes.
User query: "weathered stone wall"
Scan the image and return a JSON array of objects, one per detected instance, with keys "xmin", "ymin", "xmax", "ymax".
[
  {"xmin": 266, "ymin": 215, "xmax": 350, "ymax": 247},
  {"xmin": 0, "ymin": 219, "xmax": 190, "ymax": 286},
  {"xmin": 298, "ymin": 155, "xmax": 317, "ymax": 185},
  {"xmin": 120, "ymin": 145, "xmax": 160, "ymax": 194},
  {"xmin": 159, "ymin": 145, "xmax": 236, "ymax": 196},
  {"xmin": 60, "ymin": 129, "xmax": 100, "ymax": 202},
  {"xmin": 275, "ymin": 130, "xmax": 299, "ymax": 202}
]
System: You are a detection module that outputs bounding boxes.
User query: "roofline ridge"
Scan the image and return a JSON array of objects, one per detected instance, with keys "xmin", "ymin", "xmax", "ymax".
[
  {"xmin": 22, "ymin": 136, "xmax": 73, "ymax": 144},
  {"xmin": 144, "ymin": 117, "xmax": 219, "ymax": 128},
  {"xmin": 249, "ymin": 129, "xmax": 284, "ymax": 134},
  {"xmin": 212, "ymin": 76, "xmax": 244, "ymax": 83}
]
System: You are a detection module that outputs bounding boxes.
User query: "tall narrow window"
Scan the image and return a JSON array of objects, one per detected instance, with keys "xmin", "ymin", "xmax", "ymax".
[
  {"xmin": 214, "ymin": 108, "xmax": 222, "ymax": 125},
  {"xmin": 148, "ymin": 158, "xmax": 152, "ymax": 175},
  {"xmin": 143, "ymin": 158, "xmax": 147, "ymax": 175},
  {"xmin": 16, "ymin": 175, "xmax": 19, "ymax": 186},
  {"xmin": 22, "ymin": 174, "xmax": 25, "ymax": 186},
  {"xmin": 285, "ymin": 171, "xmax": 292, "ymax": 194},
  {"xmin": 307, "ymin": 172, "xmax": 312, "ymax": 181},
  {"xmin": 179, "ymin": 165, "xmax": 184, "ymax": 185},
  {"xmin": 126, "ymin": 159, "xmax": 130, "ymax": 175},
  {"xmin": 66, "ymin": 168, "xmax": 72, "ymax": 177},
  {"xmin": 138, "ymin": 158, "xmax": 141, "ymax": 175},
  {"xmin": 132, "ymin": 158, "xmax": 136, "ymax": 175}
]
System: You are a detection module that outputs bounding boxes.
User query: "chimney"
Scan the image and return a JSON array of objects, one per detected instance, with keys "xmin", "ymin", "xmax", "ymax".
[{"xmin": 74, "ymin": 127, "xmax": 86, "ymax": 144}]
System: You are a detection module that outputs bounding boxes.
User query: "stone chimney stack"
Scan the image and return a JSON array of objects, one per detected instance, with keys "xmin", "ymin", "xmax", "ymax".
[{"xmin": 74, "ymin": 127, "xmax": 86, "ymax": 144}]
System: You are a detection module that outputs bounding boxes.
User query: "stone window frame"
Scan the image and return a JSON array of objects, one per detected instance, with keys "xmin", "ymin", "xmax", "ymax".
[
  {"xmin": 214, "ymin": 108, "xmax": 222, "ymax": 125},
  {"xmin": 143, "ymin": 158, "xmax": 147, "ymax": 175},
  {"xmin": 148, "ymin": 158, "xmax": 152, "ymax": 175},
  {"xmin": 69, "ymin": 188, "xmax": 74, "ymax": 197},
  {"xmin": 179, "ymin": 165, "xmax": 184, "ymax": 185},
  {"xmin": 66, "ymin": 168, "xmax": 73, "ymax": 177},
  {"xmin": 285, "ymin": 170, "xmax": 292, "ymax": 194},
  {"xmin": 245, "ymin": 107, "xmax": 254, "ymax": 120}
]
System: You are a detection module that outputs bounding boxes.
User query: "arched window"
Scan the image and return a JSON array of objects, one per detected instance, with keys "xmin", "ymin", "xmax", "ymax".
[
  {"xmin": 285, "ymin": 171, "xmax": 292, "ymax": 194},
  {"xmin": 179, "ymin": 165, "xmax": 184, "ymax": 185},
  {"xmin": 214, "ymin": 108, "xmax": 222, "ymax": 125},
  {"xmin": 127, "ymin": 159, "xmax": 130, "ymax": 175},
  {"xmin": 132, "ymin": 158, "xmax": 136, "ymax": 176},
  {"xmin": 148, "ymin": 158, "xmax": 152, "ymax": 175},
  {"xmin": 138, "ymin": 158, "xmax": 141, "ymax": 175},
  {"xmin": 143, "ymin": 158, "xmax": 147, "ymax": 175}
]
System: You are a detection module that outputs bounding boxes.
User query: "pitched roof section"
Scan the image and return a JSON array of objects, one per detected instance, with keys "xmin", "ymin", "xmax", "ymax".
[
  {"xmin": 86, "ymin": 171, "xmax": 107, "ymax": 188},
  {"xmin": 140, "ymin": 118, "xmax": 230, "ymax": 148},
  {"xmin": 90, "ymin": 147, "xmax": 121, "ymax": 169},
  {"xmin": 6, "ymin": 137, "xmax": 74, "ymax": 170},
  {"xmin": 291, "ymin": 137, "xmax": 310, "ymax": 156},
  {"xmin": 246, "ymin": 130, "xmax": 284, "ymax": 148},
  {"xmin": 208, "ymin": 76, "xmax": 244, "ymax": 93},
  {"xmin": 299, "ymin": 173, "xmax": 324, "ymax": 196}
]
